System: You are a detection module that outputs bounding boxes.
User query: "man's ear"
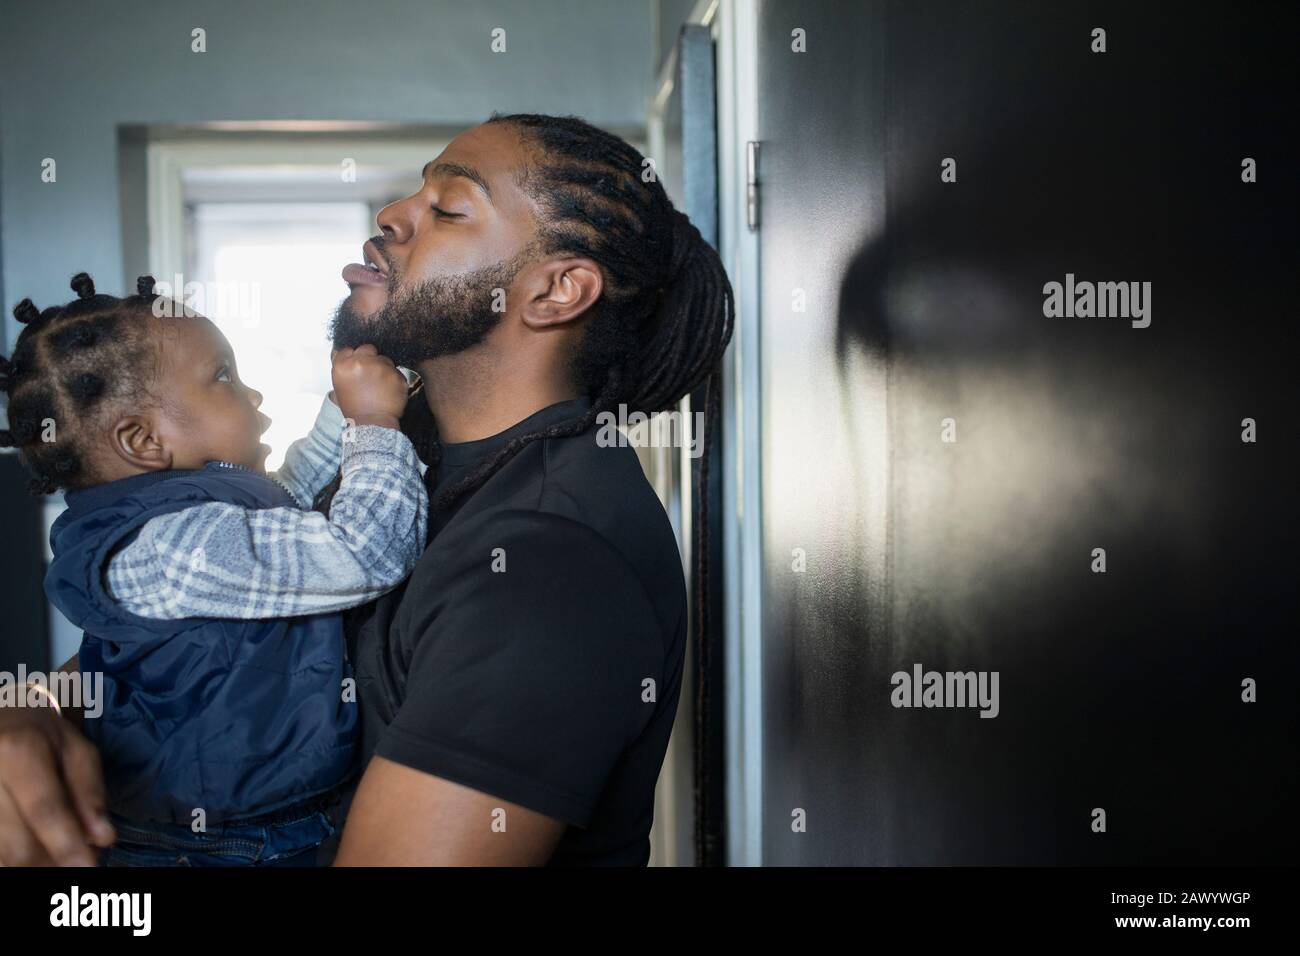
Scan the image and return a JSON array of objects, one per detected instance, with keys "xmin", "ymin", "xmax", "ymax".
[
  {"xmin": 519, "ymin": 257, "xmax": 603, "ymax": 331},
  {"xmin": 108, "ymin": 414, "xmax": 172, "ymax": 472}
]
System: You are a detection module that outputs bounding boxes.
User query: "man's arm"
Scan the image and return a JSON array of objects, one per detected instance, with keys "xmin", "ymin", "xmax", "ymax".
[{"xmin": 333, "ymin": 757, "xmax": 565, "ymax": 865}]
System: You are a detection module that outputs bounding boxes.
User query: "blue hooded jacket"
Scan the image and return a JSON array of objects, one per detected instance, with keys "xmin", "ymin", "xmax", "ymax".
[{"xmin": 45, "ymin": 462, "xmax": 359, "ymax": 825}]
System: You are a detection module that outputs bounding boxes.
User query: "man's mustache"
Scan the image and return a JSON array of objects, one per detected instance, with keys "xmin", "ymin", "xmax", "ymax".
[{"xmin": 367, "ymin": 235, "xmax": 396, "ymax": 281}]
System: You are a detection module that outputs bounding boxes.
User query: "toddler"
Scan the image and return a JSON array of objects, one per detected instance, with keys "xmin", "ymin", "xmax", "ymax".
[{"xmin": 0, "ymin": 273, "xmax": 427, "ymax": 866}]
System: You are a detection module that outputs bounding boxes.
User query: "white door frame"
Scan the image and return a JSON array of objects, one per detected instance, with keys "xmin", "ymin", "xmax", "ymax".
[
  {"xmin": 145, "ymin": 138, "xmax": 449, "ymax": 283},
  {"xmin": 645, "ymin": 0, "xmax": 764, "ymax": 867},
  {"xmin": 715, "ymin": 0, "xmax": 765, "ymax": 869}
]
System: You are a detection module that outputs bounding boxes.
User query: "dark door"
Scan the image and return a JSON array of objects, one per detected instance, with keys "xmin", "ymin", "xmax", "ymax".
[
  {"xmin": 755, "ymin": 0, "xmax": 1297, "ymax": 864},
  {"xmin": 0, "ymin": 455, "xmax": 50, "ymax": 674}
]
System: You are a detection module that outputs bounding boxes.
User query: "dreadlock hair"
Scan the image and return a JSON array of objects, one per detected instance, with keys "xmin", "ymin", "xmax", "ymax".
[
  {"xmin": 0, "ymin": 273, "xmax": 168, "ymax": 495},
  {"xmin": 403, "ymin": 111, "xmax": 735, "ymax": 516}
]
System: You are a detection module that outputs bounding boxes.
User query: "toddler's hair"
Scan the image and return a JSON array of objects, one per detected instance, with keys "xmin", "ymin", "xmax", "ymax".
[{"xmin": 1, "ymin": 273, "xmax": 168, "ymax": 494}]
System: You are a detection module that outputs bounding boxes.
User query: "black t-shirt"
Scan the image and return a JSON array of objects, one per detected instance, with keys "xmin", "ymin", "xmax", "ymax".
[{"xmin": 341, "ymin": 396, "xmax": 687, "ymax": 866}]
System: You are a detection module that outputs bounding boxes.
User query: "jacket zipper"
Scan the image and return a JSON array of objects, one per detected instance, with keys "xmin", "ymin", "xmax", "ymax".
[
  {"xmin": 210, "ymin": 460, "xmax": 300, "ymax": 505},
  {"xmin": 113, "ymin": 823, "xmax": 262, "ymax": 854}
]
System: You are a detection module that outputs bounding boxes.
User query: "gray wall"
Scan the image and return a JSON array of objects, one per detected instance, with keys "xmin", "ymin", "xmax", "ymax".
[
  {"xmin": 0, "ymin": 0, "xmax": 654, "ymax": 666},
  {"xmin": 755, "ymin": 0, "xmax": 1297, "ymax": 864},
  {"xmin": 0, "ymin": 0, "xmax": 653, "ymax": 353}
]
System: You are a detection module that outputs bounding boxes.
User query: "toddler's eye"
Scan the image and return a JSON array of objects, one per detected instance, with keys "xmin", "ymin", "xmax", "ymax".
[{"xmin": 216, "ymin": 366, "xmax": 233, "ymax": 383}]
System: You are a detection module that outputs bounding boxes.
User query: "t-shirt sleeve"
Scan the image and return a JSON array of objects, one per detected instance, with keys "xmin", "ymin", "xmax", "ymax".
[{"xmin": 373, "ymin": 511, "xmax": 668, "ymax": 828}]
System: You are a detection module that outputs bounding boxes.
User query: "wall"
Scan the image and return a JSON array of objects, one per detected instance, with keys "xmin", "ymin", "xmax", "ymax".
[
  {"xmin": 0, "ymin": 0, "xmax": 652, "ymax": 352},
  {"xmin": 754, "ymin": 0, "xmax": 1297, "ymax": 864}
]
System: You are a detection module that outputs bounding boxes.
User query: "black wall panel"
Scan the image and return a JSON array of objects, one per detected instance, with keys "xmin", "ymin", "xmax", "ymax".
[
  {"xmin": 756, "ymin": 0, "xmax": 1296, "ymax": 864},
  {"xmin": 0, "ymin": 455, "xmax": 50, "ymax": 675}
]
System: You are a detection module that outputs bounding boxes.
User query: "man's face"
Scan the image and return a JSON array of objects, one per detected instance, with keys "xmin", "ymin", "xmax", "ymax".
[{"xmin": 330, "ymin": 123, "xmax": 542, "ymax": 367}]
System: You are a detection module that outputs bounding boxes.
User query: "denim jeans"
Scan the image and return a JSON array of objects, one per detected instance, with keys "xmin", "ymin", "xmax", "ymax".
[{"xmin": 99, "ymin": 793, "xmax": 341, "ymax": 867}]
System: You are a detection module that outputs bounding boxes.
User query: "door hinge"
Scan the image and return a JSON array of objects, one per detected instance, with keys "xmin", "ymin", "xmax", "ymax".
[{"xmin": 746, "ymin": 140, "xmax": 760, "ymax": 231}]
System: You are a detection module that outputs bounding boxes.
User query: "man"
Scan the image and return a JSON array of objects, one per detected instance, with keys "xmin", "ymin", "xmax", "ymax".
[{"xmin": 0, "ymin": 113, "xmax": 733, "ymax": 865}]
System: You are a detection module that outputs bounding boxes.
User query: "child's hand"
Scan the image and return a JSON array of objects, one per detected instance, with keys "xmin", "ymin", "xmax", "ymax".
[{"xmin": 331, "ymin": 345, "xmax": 408, "ymax": 430}]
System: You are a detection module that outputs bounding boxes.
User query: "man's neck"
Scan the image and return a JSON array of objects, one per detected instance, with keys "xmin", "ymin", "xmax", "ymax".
[{"xmin": 416, "ymin": 352, "xmax": 581, "ymax": 444}]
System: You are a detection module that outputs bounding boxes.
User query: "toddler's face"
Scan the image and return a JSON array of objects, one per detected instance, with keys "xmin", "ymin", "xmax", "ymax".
[{"xmin": 151, "ymin": 315, "xmax": 272, "ymax": 473}]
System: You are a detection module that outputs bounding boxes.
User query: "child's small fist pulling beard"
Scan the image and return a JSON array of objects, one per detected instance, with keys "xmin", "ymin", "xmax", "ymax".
[{"xmin": 331, "ymin": 345, "xmax": 409, "ymax": 430}]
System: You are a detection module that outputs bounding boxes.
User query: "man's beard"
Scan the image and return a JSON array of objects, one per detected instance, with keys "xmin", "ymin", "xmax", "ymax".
[{"xmin": 329, "ymin": 249, "xmax": 533, "ymax": 368}]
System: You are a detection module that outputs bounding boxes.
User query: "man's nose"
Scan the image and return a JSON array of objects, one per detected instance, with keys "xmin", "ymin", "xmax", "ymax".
[{"xmin": 375, "ymin": 195, "xmax": 418, "ymax": 244}]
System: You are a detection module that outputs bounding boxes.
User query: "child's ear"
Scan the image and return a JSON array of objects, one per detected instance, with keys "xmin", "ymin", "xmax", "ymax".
[{"xmin": 109, "ymin": 414, "xmax": 173, "ymax": 472}]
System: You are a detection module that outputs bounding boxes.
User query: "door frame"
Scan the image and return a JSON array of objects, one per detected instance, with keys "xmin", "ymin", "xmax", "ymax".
[
  {"xmin": 715, "ymin": 0, "xmax": 765, "ymax": 870},
  {"xmin": 648, "ymin": 0, "xmax": 763, "ymax": 869}
]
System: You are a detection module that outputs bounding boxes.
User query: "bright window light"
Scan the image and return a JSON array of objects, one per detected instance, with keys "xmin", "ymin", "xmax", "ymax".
[{"xmin": 190, "ymin": 202, "xmax": 371, "ymax": 470}]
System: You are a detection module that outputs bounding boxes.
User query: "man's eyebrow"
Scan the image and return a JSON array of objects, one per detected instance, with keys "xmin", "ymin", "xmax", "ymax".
[{"xmin": 421, "ymin": 160, "xmax": 493, "ymax": 204}]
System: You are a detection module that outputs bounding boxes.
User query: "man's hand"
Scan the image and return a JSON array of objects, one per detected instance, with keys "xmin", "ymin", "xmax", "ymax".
[
  {"xmin": 331, "ymin": 345, "xmax": 408, "ymax": 431},
  {"xmin": 0, "ymin": 707, "xmax": 114, "ymax": 866}
]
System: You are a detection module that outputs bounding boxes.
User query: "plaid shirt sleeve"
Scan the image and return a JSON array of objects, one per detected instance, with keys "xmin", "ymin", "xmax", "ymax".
[
  {"xmin": 268, "ymin": 393, "xmax": 348, "ymax": 508},
  {"xmin": 104, "ymin": 424, "xmax": 429, "ymax": 620},
  {"xmin": 269, "ymin": 392, "xmax": 429, "ymax": 508}
]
